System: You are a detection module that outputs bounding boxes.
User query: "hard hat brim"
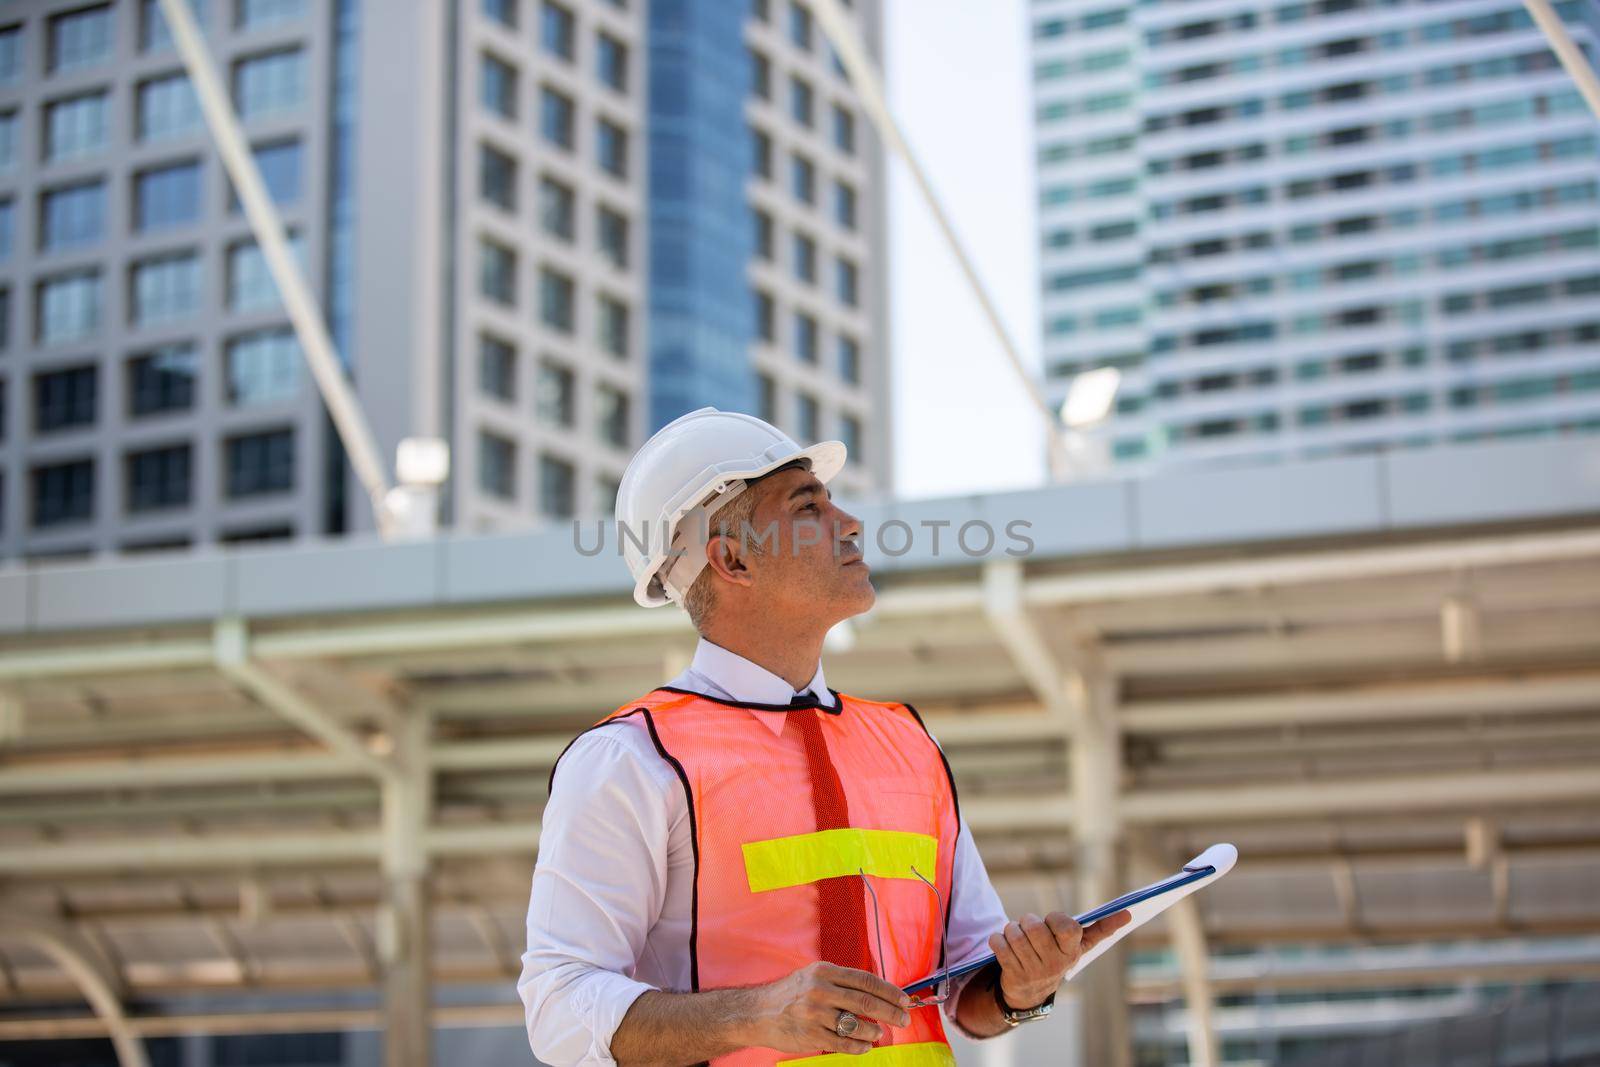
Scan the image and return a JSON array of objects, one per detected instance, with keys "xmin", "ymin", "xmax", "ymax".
[{"xmin": 632, "ymin": 439, "xmax": 848, "ymax": 607}]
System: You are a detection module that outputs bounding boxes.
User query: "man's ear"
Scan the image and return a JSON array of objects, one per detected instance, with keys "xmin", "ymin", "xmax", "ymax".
[{"xmin": 704, "ymin": 533, "xmax": 755, "ymax": 588}]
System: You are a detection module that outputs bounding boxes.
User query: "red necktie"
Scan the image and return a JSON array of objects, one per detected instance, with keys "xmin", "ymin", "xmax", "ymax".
[{"xmin": 789, "ymin": 695, "xmax": 875, "ymax": 973}]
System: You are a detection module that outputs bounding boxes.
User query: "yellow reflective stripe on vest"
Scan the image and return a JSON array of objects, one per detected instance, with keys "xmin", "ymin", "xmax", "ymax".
[
  {"xmin": 780, "ymin": 1041, "xmax": 957, "ymax": 1067},
  {"xmin": 742, "ymin": 828, "xmax": 937, "ymax": 894}
]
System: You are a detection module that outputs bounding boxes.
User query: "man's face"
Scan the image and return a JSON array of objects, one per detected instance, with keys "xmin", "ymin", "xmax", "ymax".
[{"xmin": 733, "ymin": 466, "xmax": 875, "ymax": 623}]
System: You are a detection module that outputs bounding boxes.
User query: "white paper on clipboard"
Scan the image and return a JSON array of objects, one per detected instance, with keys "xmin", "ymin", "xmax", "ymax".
[
  {"xmin": 902, "ymin": 843, "xmax": 1239, "ymax": 994},
  {"xmin": 1063, "ymin": 842, "xmax": 1237, "ymax": 982}
]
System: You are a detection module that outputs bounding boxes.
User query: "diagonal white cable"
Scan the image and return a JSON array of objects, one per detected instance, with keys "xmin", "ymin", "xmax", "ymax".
[
  {"xmin": 159, "ymin": 0, "xmax": 398, "ymax": 538},
  {"xmin": 809, "ymin": 0, "xmax": 1074, "ymax": 477},
  {"xmin": 1523, "ymin": 0, "xmax": 1600, "ymax": 121}
]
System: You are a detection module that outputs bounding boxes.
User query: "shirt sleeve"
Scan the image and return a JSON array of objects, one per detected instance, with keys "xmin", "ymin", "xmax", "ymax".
[
  {"xmin": 940, "ymin": 813, "xmax": 1011, "ymax": 1038},
  {"xmin": 518, "ymin": 724, "xmax": 679, "ymax": 1066}
]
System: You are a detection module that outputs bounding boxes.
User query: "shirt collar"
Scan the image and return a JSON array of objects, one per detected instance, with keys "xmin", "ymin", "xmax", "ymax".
[{"xmin": 675, "ymin": 637, "xmax": 834, "ymax": 735}]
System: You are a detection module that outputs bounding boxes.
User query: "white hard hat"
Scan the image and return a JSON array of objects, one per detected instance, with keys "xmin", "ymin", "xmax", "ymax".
[{"xmin": 616, "ymin": 407, "xmax": 846, "ymax": 608}]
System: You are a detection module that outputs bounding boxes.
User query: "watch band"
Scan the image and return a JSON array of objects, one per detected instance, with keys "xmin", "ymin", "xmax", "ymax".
[{"xmin": 993, "ymin": 978, "xmax": 1056, "ymax": 1027}]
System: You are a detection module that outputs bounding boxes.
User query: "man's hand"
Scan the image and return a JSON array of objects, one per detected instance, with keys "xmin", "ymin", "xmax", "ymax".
[
  {"xmin": 741, "ymin": 961, "xmax": 913, "ymax": 1056},
  {"xmin": 988, "ymin": 909, "xmax": 1133, "ymax": 1010}
]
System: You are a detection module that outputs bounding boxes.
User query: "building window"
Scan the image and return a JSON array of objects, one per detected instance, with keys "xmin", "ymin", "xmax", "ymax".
[
  {"xmin": 482, "ymin": 0, "xmax": 518, "ymax": 29},
  {"xmin": 479, "ymin": 334, "xmax": 516, "ymax": 402},
  {"xmin": 0, "ymin": 24, "xmax": 21, "ymax": 83},
  {"xmin": 795, "ymin": 311, "xmax": 818, "ymax": 362},
  {"xmin": 135, "ymin": 161, "xmax": 202, "ymax": 231},
  {"xmin": 753, "ymin": 208, "xmax": 774, "ymax": 261},
  {"xmin": 481, "ymin": 53, "xmax": 518, "ymax": 120},
  {"xmin": 838, "ymin": 334, "xmax": 860, "ymax": 384},
  {"xmin": 596, "ymin": 475, "xmax": 620, "ymax": 516},
  {"xmin": 539, "ymin": 454, "xmax": 576, "ymax": 517},
  {"xmin": 541, "ymin": 1, "xmax": 575, "ymax": 61},
  {"xmin": 790, "ymin": 75, "xmax": 814, "ymax": 127},
  {"xmin": 538, "ymin": 175, "xmax": 575, "ymax": 239},
  {"xmin": 596, "ymin": 383, "xmax": 629, "ymax": 448},
  {"xmin": 791, "ymin": 153, "xmax": 815, "ymax": 204},
  {"xmin": 541, "ymin": 86, "xmax": 575, "ymax": 148},
  {"xmin": 794, "ymin": 232, "xmax": 817, "ymax": 284},
  {"xmin": 597, "ymin": 32, "xmax": 628, "ymax": 92},
  {"xmin": 130, "ymin": 251, "xmax": 201, "ymax": 326},
  {"xmin": 34, "ymin": 365, "xmax": 98, "ymax": 434},
  {"xmin": 237, "ymin": 0, "xmax": 305, "ymax": 30},
  {"xmin": 832, "ymin": 104, "xmax": 855, "ymax": 155},
  {"xmin": 234, "ymin": 49, "xmax": 307, "ymax": 118},
  {"xmin": 755, "ymin": 289, "xmax": 775, "ymax": 342},
  {"xmin": 479, "ymin": 431, "xmax": 515, "ymax": 499},
  {"xmin": 142, "ymin": 0, "xmax": 207, "ymax": 50},
  {"xmin": 32, "ymin": 458, "xmax": 95, "ymax": 528},
  {"xmin": 836, "ymin": 256, "xmax": 859, "ymax": 307},
  {"xmin": 598, "ymin": 206, "xmax": 629, "ymax": 270},
  {"xmin": 228, "ymin": 236, "xmax": 303, "ymax": 312},
  {"xmin": 752, "ymin": 126, "xmax": 773, "ymax": 179},
  {"xmin": 758, "ymin": 372, "xmax": 777, "ymax": 424},
  {"xmin": 226, "ymin": 428, "xmax": 295, "ymax": 498},
  {"xmin": 597, "ymin": 293, "xmax": 629, "ymax": 357},
  {"xmin": 834, "ymin": 180, "xmax": 857, "ymax": 229},
  {"xmin": 243, "ymin": 140, "xmax": 302, "ymax": 208},
  {"xmin": 37, "ymin": 271, "xmax": 101, "ymax": 345},
  {"xmin": 0, "ymin": 200, "xmax": 12, "ymax": 260},
  {"xmin": 789, "ymin": 1, "xmax": 812, "ymax": 50},
  {"xmin": 751, "ymin": 48, "xmax": 771, "ymax": 100},
  {"xmin": 839, "ymin": 413, "xmax": 862, "ymax": 462},
  {"xmin": 45, "ymin": 92, "xmax": 108, "ymax": 162},
  {"xmin": 128, "ymin": 344, "xmax": 198, "ymax": 417},
  {"xmin": 597, "ymin": 118, "xmax": 628, "ymax": 178},
  {"xmin": 540, "ymin": 268, "xmax": 576, "ymax": 333},
  {"xmin": 479, "ymin": 142, "xmax": 517, "ymax": 212},
  {"xmin": 49, "ymin": 5, "xmax": 111, "ymax": 73},
  {"xmin": 138, "ymin": 73, "xmax": 200, "ymax": 141},
  {"xmin": 479, "ymin": 239, "xmax": 516, "ymax": 306},
  {"xmin": 796, "ymin": 391, "xmax": 819, "ymax": 443},
  {"xmin": 537, "ymin": 359, "xmax": 575, "ymax": 426},
  {"xmin": 0, "ymin": 110, "xmax": 17, "ymax": 171},
  {"xmin": 226, "ymin": 328, "xmax": 301, "ymax": 407},
  {"xmin": 125, "ymin": 443, "xmax": 192, "ymax": 512},
  {"xmin": 41, "ymin": 181, "xmax": 107, "ymax": 252}
]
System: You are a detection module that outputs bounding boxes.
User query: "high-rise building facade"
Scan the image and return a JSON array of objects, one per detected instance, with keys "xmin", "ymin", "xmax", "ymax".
[
  {"xmin": 0, "ymin": 0, "xmax": 888, "ymax": 564},
  {"xmin": 1031, "ymin": 0, "xmax": 1600, "ymax": 474},
  {"xmin": 645, "ymin": 0, "xmax": 889, "ymax": 500}
]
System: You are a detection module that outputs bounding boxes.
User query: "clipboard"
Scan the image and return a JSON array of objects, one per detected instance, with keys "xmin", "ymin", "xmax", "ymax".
[{"xmin": 902, "ymin": 843, "xmax": 1238, "ymax": 995}]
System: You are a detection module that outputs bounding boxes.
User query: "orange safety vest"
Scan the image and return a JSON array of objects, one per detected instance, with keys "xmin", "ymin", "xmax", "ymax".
[{"xmin": 551, "ymin": 686, "xmax": 964, "ymax": 1067}]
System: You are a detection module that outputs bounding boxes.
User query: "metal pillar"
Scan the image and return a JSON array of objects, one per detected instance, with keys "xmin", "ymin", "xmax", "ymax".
[
  {"xmin": 1071, "ymin": 669, "xmax": 1131, "ymax": 1067},
  {"xmin": 379, "ymin": 706, "xmax": 433, "ymax": 1067},
  {"xmin": 1166, "ymin": 893, "xmax": 1221, "ymax": 1067}
]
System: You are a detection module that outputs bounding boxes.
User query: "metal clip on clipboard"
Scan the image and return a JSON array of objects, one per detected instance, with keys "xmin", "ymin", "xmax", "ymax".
[{"xmin": 902, "ymin": 843, "xmax": 1239, "ymax": 996}]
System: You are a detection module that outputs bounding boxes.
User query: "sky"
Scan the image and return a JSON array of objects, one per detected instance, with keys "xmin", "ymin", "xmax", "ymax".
[{"xmin": 884, "ymin": 0, "xmax": 1049, "ymax": 499}]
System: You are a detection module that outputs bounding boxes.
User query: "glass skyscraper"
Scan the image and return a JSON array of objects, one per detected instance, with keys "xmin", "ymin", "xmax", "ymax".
[{"xmin": 1031, "ymin": 0, "xmax": 1600, "ymax": 475}]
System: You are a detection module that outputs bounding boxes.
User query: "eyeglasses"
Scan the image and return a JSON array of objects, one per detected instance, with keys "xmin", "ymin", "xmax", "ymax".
[{"xmin": 858, "ymin": 865, "xmax": 951, "ymax": 1008}]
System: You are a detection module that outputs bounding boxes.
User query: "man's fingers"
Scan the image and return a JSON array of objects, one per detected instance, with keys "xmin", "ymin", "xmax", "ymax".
[
  {"xmin": 1019, "ymin": 913, "xmax": 1060, "ymax": 964},
  {"xmin": 989, "ymin": 930, "xmax": 1022, "ymax": 975},
  {"xmin": 825, "ymin": 984, "xmax": 909, "ymax": 1028},
  {"xmin": 1002, "ymin": 920, "xmax": 1044, "ymax": 970},
  {"xmin": 814, "ymin": 1030, "xmax": 874, "ymax": 1057},
  {"xmin": 1080, "ymin": 909, "xmax": 1133, "ymax": 953},
  {"xmin": 825, "ymin": 964, "xmax": 912, "ymax": 1006},
  {"xmin": 1044, "ymin": 912, "xmax": 1084, "ymax": 956},
  {"xmin": 805, "ymin": 1000, "xmax": 885, "ymax": 1043}
]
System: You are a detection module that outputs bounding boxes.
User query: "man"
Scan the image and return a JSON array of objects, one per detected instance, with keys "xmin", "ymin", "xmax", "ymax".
[{"xmin": 520, "ymin": 408, "xmax": 1129, "ymax": 1065}]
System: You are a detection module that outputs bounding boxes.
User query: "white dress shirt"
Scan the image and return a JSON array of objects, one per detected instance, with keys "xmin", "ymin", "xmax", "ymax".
[{"xmin": 518, "ymin": 637, "xmax": 1010, "ymax": 1066}]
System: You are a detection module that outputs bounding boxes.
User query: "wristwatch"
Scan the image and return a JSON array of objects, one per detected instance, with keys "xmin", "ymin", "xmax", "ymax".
[{"xmin": 993, "ymin": 980, "xmax": 1056, "ymax": 1027}]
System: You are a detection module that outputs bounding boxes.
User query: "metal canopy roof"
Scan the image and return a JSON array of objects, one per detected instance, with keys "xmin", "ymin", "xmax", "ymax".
[{"xmin": 0, "ymin": 436, "xmax": 1598, "ymax": 1047}]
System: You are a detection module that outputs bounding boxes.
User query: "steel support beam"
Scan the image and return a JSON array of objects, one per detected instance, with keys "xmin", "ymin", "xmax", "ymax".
[
  {"xmin": 1071, "ymin": 669, "xmax": 1130, "ymax": 1067},
  {"xmin": 379, "ymin": 705, "xmax": 433, "ymax": 1067},
  {"xmin": 0, "ymin": 918, "xmax": 149, "ymax": 1067},
  {"xmin": 214, "ymin": 618, "xmax": 395, "ymax": 782}
]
